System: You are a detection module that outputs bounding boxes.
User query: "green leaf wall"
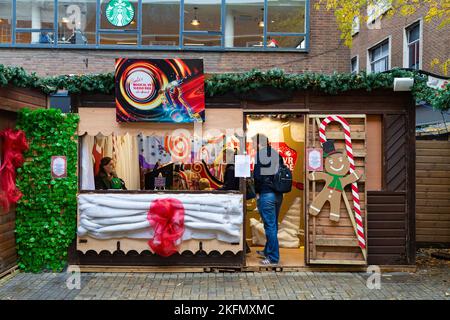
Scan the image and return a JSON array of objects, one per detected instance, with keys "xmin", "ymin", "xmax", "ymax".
[{"xmin": 15, "ymin": 109, "xmax": 79, "ymax": 272}]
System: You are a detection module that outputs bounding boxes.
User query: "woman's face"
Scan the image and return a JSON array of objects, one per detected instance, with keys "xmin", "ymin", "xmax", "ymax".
[{"xmin": 103, "ymin": 160, "xmax": 114, "ymax": 174}]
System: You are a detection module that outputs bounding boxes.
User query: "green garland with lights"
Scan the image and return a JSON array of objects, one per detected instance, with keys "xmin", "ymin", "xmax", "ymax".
[{"xmin": 0, "ymin": 64, "xmax": 448, "ymax": 110}]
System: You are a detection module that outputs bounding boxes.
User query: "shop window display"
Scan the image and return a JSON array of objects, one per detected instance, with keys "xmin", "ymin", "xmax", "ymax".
[{"xmin": 80, "ymin": 132, "xmax": 241, "ymax": 192}]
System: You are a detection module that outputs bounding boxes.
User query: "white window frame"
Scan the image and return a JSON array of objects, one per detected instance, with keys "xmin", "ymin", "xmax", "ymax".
[
  {"xmin": 367, "ymin": 0, "xmax": 392, "ymax": 24},
  {"xmin": 351, "ymin": 55, "xmax": 359, "ymax": 74},
  {"xmin": 403, "ymin": 19, "xmax": 423, "ymax": 70},
  {"xmin": 352, "ymin": 16, "xmax": 360, "ymax": 36},
  {"xmin": 367, "ymin": 36, "xmax": 391, "ymax": 73}
]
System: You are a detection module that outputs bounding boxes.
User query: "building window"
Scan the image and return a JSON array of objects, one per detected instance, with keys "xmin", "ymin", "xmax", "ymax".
[
  {"xmin": 183, "ymin": 0, "xmax": 222, "ymax": 47},
  {"xmin": 352, "ymin": 16, "xmax": 359, "ymax": 36},
  {"xmin": 15, "ymin": 0, "xmax": 55, "ymax": 45},
  {"xmin": 2, "ymin": 0, "xmax": 310, "ymax": 51},
  {"xmin": 369, "ymin": 40, "xmax": 389, "ymax": 73},
  {"xmin": 265, "ymin": 0, "xmax": 306, "ymax": 49},
  {"xmin": 405, "ymin": 22, "xmax": 421, "ymax": 70},
  {"xmin": 58, "ymin": 1, "xmax": 96, "ymax": 45},
  {"xmin": 142, "ymin": 0, "xmax": 180, "ymax": 46},
  {"xmin": 0, "ymin": 0, "xmax": 12, "ymax": 44},
  {"xmin": 351, "ymin": 56, "xmax": 358, "ymax": 74},
  {"xmin": 367, "ymin": 0, "xmax": 391, "ymax": 24},
  {"xmin": 224, "ymin": 0, "xmax": 264, "ymax": 48}
]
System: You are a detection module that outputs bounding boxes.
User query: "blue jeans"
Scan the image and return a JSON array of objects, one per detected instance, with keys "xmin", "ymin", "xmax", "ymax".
[{"xmin": 257, "ymin": 192, "xmax": 283, "ymax": 263}]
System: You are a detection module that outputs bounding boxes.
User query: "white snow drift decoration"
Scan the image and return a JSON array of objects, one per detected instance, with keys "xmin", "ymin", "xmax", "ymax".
[{"xmin": 77, "ymin": 193, "xmax": 243, "ymax": 243}]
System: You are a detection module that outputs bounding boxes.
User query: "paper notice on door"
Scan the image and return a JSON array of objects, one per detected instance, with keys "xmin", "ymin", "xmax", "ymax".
[
  {"xmin": 307, "ymin": 148, "xmax": 323, "ymax": 171},
  {"xmin": 234, "ymin": 155, "xmax": 251, "ymax": 177}
]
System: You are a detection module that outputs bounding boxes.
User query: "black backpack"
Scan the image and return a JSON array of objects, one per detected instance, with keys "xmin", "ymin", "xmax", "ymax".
[{"xmin": 271, "ymin": 163, "xmax": 292, "ymax": 193}]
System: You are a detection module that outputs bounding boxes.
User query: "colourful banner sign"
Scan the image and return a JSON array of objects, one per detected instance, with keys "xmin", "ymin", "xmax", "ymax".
[{"xmin": 115, "ymin": 58, "xmax": 205, "ymax": 123}]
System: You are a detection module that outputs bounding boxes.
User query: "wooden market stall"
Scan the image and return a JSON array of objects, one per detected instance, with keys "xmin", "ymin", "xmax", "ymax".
[{"xmin": 68, "ymin": 86, "xmax": 416, "ymax": 271}]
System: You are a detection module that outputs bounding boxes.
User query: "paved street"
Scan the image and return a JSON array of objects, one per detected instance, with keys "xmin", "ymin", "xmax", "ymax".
[{"xmin": 0, "ymin": 264, "xmax": 448, "ymax": 300}]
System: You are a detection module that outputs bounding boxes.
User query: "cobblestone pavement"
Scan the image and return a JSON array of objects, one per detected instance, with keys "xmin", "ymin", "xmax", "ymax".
[{"xmin": 0, "ymin": 265, "xmax": 448, "ymax": 300}]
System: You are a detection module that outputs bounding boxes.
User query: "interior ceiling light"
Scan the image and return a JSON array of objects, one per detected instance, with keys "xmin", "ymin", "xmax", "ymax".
[{"xmin": 191, "ymin": 7, "xmax": 200, "ymax": 26}]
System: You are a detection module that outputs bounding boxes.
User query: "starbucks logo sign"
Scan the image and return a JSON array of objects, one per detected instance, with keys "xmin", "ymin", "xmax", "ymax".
[{"xmin": 105, "ymin": 0, "xmax": 135, "ymax": 27}]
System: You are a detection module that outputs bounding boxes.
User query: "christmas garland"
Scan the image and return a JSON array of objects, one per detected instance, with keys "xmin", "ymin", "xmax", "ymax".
[
  {"xmin": 0, "ymin": 64, "xmax": 448, "ymax": 110},
  {"xmin": 15, "ymin": 108, "xmax": 79, "ymax": 272}
]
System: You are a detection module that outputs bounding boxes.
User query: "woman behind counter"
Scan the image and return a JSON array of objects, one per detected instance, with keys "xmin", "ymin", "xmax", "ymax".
[{"xmin": 95, "ymin": 157, "xmax": 127, "ymax": 190}]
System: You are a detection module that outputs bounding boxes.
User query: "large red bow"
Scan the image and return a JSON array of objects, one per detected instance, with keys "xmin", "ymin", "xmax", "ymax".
[
  {"xmin": 0, "ymin": 128, "xmax": 29, "ymax": 213},
  {"xmin": 147, "ymin": 198, "xmax": 185, "ymax": 257}
]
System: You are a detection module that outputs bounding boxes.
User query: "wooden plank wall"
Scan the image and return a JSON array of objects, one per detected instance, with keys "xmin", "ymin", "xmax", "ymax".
[
  {"xmin": 384, "ymin": 114, "xmax": 407, "ymax": 191},
  {"xmin": 0, "ymin": 110, "xmax": 18, "ymax": 273},
  {"xmin": 416, "ymin": 140, "xmax": 450, "ymax": 246},
  {"xmin": 0, "ymin": 209, "xmax": 16, "ymax": 273},
  {"xmin": 0, "ymin": 85, "xmax": 47, "ymax": 112},
  {"xmin": 367, "ymin": 192, "xmax": 407, "ymax": 264}
]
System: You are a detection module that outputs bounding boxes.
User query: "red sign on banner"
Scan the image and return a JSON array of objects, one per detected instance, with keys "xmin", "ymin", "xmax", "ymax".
[{"xmin": 271, "ymin": 142, "xmax": 298, "ymax": 172}]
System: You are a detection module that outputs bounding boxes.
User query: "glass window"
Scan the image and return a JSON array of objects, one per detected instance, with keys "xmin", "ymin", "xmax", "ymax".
[
  {"xmin": 57, "ymin": 1, "xmax": 96, "ymax": 45},
  {"xmin": 267, "ymin": 0, "xmax": 306, "ymax": 33},
  {"xmin": 367, "ymin": 0, "xmax": 391, "ymax": 23},
  {"xmin": 407, "ymin": 22, "xmax": 420, "ymax": 70},
  {"xmin": 16, "ymin": 31, "xmax": 53, "ymax": 45},
  {"xmin": 184, "ymin": 0, "xmax": 221, "ymax": 32},
  {"xmin": 0, "ymin": 0, "xmax": 12, "ymax": 43},
  {"xmin": 99, "ymin": 33, "xmax": 138, "ymax": 45},
  {"xmin": 352, "ymin": 16, "xmax": 359, "ymax": 36},
  {"xmin": 142, "ymin": 0, "xmax": 180, "ymax": 46},
  {"xmin": 267, "ymin": 35, "xmax": 305, "ymax": 49},
  {"xmin": 100, "ymin": 0, "xmax": 138, "ymax": 30},
  {"xmin": 224, "ymin": 0, "xmax": 264, "ymax": 48},
  {"xmin": 16, "ymin": 0, "xmax": 54, "ymax": 30},
  {"xmin": 8, "ymin": 0, "xmax": 310, "ymax": 51},
  {"xmin": 369, "ymin": 40, "xmax": 389, "ymax": 73},
  {"xmin": 183, "ymin": 34, "xmax": 221, "ymax": 47},
  {"xmin": 351, "ymin": 56, "xmax": 358, "ymax": 74}
]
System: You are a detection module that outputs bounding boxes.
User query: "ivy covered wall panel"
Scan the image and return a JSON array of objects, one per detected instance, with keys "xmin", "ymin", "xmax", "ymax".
[{"xmin": 15, "ymin": 109, "xmax": 79, "ymax": 272}]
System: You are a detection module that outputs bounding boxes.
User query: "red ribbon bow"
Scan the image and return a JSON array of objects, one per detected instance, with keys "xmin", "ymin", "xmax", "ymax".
[
  {"xmin": 0, "ymin": 128, "xmax": 29, "ymax": 213},
  {"xmin": 147, "ymin": 198, "xmax": 185, "ymax": 257}
]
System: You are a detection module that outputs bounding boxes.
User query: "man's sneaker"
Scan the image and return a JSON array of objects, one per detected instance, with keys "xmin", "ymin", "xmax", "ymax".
[{"xmin": 259, "ymin": 258, "xmax": 278, "ymax": 266}]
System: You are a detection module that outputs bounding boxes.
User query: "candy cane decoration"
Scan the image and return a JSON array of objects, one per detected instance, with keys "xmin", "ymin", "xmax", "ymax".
[{"xmin": 319, "ymin": 115, "xmax": 366, "ymax": 250}]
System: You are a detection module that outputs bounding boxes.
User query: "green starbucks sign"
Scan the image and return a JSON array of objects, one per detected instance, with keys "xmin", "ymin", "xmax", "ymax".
[{"xmin": 105, "ymin": 0, "xmax": 135, "ymax": 27}]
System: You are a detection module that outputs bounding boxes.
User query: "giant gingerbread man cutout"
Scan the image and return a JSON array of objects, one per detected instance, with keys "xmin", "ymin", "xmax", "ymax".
[{"xmin": 308, "ymin": 140, "xmax": 360, "ymax": 222}]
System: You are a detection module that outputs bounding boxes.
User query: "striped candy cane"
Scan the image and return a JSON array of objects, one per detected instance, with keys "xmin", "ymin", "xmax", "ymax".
[{"xmin": 319, "ymin": 115, "xmax": 366, "ymax": 250}]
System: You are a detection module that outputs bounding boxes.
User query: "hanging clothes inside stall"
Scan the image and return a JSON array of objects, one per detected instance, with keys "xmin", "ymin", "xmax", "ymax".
[{"xmin": 81, "ymin": 135, "xmax": 95, "ymax": 190}]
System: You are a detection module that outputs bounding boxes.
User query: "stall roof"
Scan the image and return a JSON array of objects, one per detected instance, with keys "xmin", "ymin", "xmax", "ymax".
[{"xmin": 416, "ymin": 103, "xmax": 450, "ymax": 127}]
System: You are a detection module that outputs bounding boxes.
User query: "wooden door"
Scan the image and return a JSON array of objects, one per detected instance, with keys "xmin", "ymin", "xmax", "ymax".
[{"xmin": 306, "ymin": 115, "xmax": 368, "ymax": 265}]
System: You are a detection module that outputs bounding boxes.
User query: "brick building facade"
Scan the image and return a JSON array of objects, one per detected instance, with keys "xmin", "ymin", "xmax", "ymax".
[
  {"xmin": 0, "ymin": 5, "xmax": 349, "ymax": 76},
  {"xmin": 351, "ymin": 4, "xmax": 449, "ymax": 76}
]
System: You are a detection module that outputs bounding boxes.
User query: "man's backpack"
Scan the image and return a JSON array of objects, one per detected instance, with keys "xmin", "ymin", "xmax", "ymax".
[{"xmin": 271, "ymin": 163, "xmax": 292, "ymax": 193}]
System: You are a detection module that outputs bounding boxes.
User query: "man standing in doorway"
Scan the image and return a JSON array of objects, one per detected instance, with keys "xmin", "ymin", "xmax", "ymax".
[{"xmin": 253, "ymin": 134, "xmax": 284, "ymax": 266}]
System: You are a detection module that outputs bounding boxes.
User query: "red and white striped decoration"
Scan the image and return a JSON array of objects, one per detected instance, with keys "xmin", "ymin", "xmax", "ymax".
[{"xmin": 319, "ymin": 115, "xmax": 366, "ymax": 250}]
